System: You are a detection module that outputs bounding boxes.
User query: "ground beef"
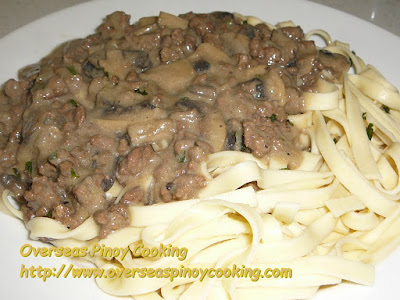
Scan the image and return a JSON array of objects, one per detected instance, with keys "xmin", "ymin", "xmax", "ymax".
[
  {"xmin": 73, "ymin": 174, "xmax": 107, "ymax": 215},
  {"xmin": 120, "ymin": 186, "xmax": 145, "ymax": 205},
  {"xmin": 0, "ymin": 11, "xmax": 350, "ymax": 237},
  {"xmin": 117, "ymin": 145, "xmax": 155, "ymax": 185},
  {"xmin": 250, "ymin": 38, "xmax": 282, "ymax": 65},
  {"xmin": 94, "ymin": 203, "xmax": 130, "ymax": 238},
  {"xmin": 24, "ymin": 176, "xmax": 63, "ymax": 214},
  {"xmin": 173, "ymin": 174, "xmax": 206, "ymax": 199}
]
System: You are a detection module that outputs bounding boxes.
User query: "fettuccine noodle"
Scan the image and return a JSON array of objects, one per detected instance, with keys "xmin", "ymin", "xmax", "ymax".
[{"xmin": 2, "ymin": 16, "xmax": 400, "ymax": 300}]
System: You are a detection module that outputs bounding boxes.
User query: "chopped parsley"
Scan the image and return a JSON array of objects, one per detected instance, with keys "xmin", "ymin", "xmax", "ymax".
[
  {"xmin": 280, "ymin": 167, "xmax": 289, "ymax": 170},
  {"xmin": 25, "ymin": 161, "xmax": 32, "ymax": 174},
  {"xmin": 46, "ymin": 209, "xmax": 53, "ymax": 218},
  {"xmin": 70, "ymin": 99, "xmax": 78, "ymax": 108},
  {"xmin": 66, "ymin": 65, "xmax": 78, "ymax": 76},
  {"xmin": 70, "ymin": 168, "xmax": 80, "ymax": 178},
  {"xmin": 13, "ymin": 168, "xmax": 21, "ymax": 178},
  {"xmin": 333, "ymin": 138, "xmax": 338, "ymax": 144},
  {"xmin": 177, "ymin": 151, "xmax": 186, "ymax": 163},
  {"xmin": 366, "ymin": 123, "xmax": 374, "ymax": 140},
  {"xmin": 381, "ymin": 105, "xmax": 390, "ymax": 114},
  {"xmin": 362, "ymin": 112, "xmax": 367, "ymax": 120},
  {"xmin": 194, "ymin": 141, "xmax": 199, "ymax": 147},
  {"xmin": 180, "ymin": 96, "xmax": 190, "ymax": 101},
  {"xmin": 267, "ymin": 114, "xmax": 277, "ymax": 121},
  {"xmin": 134, "ymin": 88, "xmax": 148, "ymax": 96},
  {"xmin": 287, "ymin": 119, "xmax": 294, "ymax": 126},
  {"xmin": 243, "ymin": 20, "xmax": 248, "ymax": 24}
]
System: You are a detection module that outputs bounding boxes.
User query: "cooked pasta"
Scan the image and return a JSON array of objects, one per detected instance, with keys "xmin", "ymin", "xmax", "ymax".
[{"xmin": 1, "ymin": 11, "xmax": 400, "ymax": 300}]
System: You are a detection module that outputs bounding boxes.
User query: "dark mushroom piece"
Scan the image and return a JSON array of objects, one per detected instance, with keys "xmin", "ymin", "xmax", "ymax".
[
  {"xmin": 82, "ymin": 60, "xmax": 106, "ymax": 79},
  {"xmin": 176, "ymin": 97, "xmax": 205, "ymax": 114},
  {"xmin": 225, "ymin": 119, "xmax": 244, "ymax": 151},
  {"xmin": 101, "ymin": 177, "xmax": 114, "ymax": 192},
  {"xmin": 211, "ymin": 11, "xmax": 235, "ymax": 20},
  {"xmin": 123, "ymin": 50, "xmax": 152, "ymax": 72},
  {"xmin": 1, "ymin": 174, "xmax": 27, "ymax": 200},
  {"xmin": 241, "ymin": 78, "xmax": 265, "ymax": 100},
  {"xmin": 240, "ymin": 24, "xmax": 256, "ymax": 39},
  {"xmin": 192, "ymin": 59, "xmax": 210, "ymax": 73}
]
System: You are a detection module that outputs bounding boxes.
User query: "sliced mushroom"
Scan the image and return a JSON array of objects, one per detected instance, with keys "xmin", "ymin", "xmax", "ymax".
[
  {"xmin": 139, "ymin": 59, "xmax": 196, "ymax": 95},
  {"xmin": 158, "ymin": 11, "xmax": 189, "ymax": 29},
  {"xmin": 128, "ymin": 119, "xmax": 177, "ymax": 147},
  {"xmin": 201, "ymin": 112, "xmax": 226, "ymax": 152}
]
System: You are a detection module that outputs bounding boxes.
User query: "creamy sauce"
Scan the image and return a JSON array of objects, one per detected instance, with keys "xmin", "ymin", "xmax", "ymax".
[{"xmin": 0, "ymin": 11, "xmax": 349, "ymax": 237}]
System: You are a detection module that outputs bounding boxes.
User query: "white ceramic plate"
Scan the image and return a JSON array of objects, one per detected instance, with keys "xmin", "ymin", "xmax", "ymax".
[{"xmin": 0, "ymin": 0, "xmax": 399, "ymax": 299}]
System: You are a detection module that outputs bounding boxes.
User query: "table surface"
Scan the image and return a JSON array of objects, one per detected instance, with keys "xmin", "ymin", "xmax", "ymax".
[{"xmin": 0, "ymin": 0, "xmax": 399, "ymax": 38}]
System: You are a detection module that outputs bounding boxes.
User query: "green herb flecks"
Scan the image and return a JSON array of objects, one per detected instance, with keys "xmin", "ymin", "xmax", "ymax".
[
  {"xmin": 287, "ymin": 119, "xmax": 294, "ymax": 126},
  {"xmin": 381, "ymin": 105, "xmax": 390, "ymax": 114},
  {"xmin": 280, "ymin": 167, "xmax": 289, "ymax": 170},
  {"xmin": 267, "ymin": 114, "xmax": 277, "ymax": 122},
  {"xmin": 134, "ymin": 88, "xmax": 148, "ymax": 96},
  {"xmin": 66, "ymin": 66, "xmax": 78, "ymax": 76},
  {"xmin": 13, "ymin": 168, "xmax": 21, "ymax": 178},
  {"xmin": 333, "ymin": 138, "xmax": 338, "ymax": 144},
  {"xmin": 362, "ymin": 112, "xmax": 367, "ymax": 120},
  {"xmin": 70, "ymin": 99, "xmax": 78, "ymax": 108},
  {"xmin": 177, "ymin": 151, "xmax": 186, "ymax": 163},
  {"xmin": 25, "ymin": 161, "xmax": 32, "ymax": 174},
  {"xmin": 70, "ymin": 168, "xmax": 80, "ymax": 178},
  {"xmin": 46, "ymin": 209, "xmax": 53, "ymax": 218},
  {"xmin": 243, "ymin": 20, "xmax": 248, "ymax": 24},
  {"xmin": 366, "ymin": 123, "xmax": 374, "ymax": 140}
]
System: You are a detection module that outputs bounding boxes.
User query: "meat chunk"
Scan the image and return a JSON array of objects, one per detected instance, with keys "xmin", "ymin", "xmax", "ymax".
[
  {"xmin": 318, "ymin": 50, "xmax": 350, "ymax": 79},
  {"xmin": 120, "ymin": 186, "xmax": 145, "ymax": 205},
  {"xmin": 243, "ymin": 118, "xmax": 292, "ymax": 158},
  {"xmin": 173, "ymin": 174, "xmax": 206, "ymax": 199},
  {"xmin": 94, "ymin": 204, "xmax": 130, "ymax": 238},
  {"xmin": 53, "ymin": 202, "xmax": 88, "ymax": 230},
  {"xmin": 117, "ymin": 145, "xmax": 155, "ymax": 184},
  {"xmin": 97, "ymin": 11, "xmax": 131, "ymax": 40},
  {"xmin": 4, "ymin": 79, "xmax": 30, "ymax": 103},
  {"xmin": 271, "ymin": 29, "xmax": 297, "ymax": 63},
  {"xmin": 24, "ymin": 176, "xmax": 63, "ymax": 211},
  {"xmin": 249, "ymin": 38, "xmax": 281, "ymax": 65},
  {"xmin": 73, "ymin": 174, "xmax": 107, "ymax": 215}
]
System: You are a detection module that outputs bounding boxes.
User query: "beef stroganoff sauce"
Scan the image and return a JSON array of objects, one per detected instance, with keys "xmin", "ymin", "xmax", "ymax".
[
  {"xmin": 1, "ymin": 10, "xmax": 400, "ymax": 300},
  {"xmin": 0, "ymin": 11, "xmax": 348, "ymax": 236}
]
